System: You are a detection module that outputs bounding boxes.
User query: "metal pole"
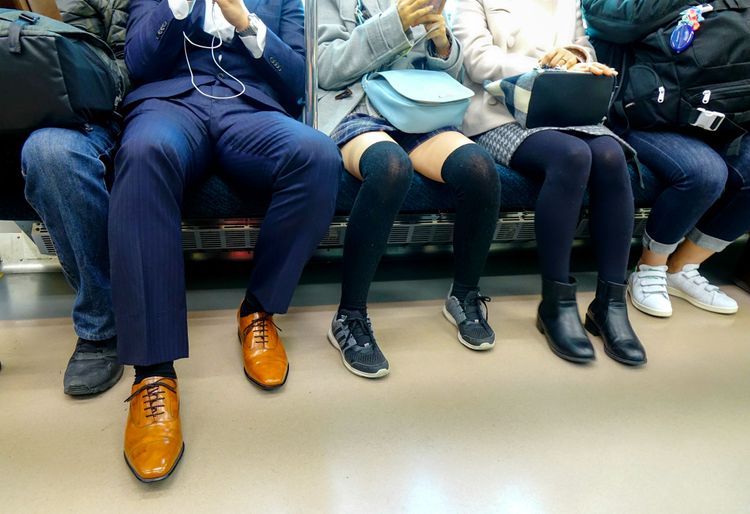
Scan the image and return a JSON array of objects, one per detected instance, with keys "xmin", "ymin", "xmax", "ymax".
[{"xmin": 303, "ymin": 0, "xmax": 318, "ymax": 129}]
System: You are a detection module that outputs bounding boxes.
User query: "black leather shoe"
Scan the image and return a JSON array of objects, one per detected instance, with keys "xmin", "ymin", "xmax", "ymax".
[
  {"xmin": 585, "ymin": 279, "xmax": 647, "ymax": 366},
  {"xmin": 537, "ymin": 278, "xmax": 595, "ymax": 364},
  {"xmin": 64, "ymin": 337, "xmax": 123, "ymax": 396}
]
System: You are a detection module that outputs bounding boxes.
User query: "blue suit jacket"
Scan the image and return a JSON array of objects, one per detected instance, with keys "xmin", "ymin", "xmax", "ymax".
[{"xmin": 123, "ymin": 0, "xmax": 306, "ymax": 116}]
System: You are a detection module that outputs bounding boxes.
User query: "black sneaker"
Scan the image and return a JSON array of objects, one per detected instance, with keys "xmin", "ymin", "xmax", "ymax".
[
  {"xmin": 63, "ymin": 337, "xmax": 124, "ymax": 396},
  {"xmin": 442, "ymin": 290, "xmax": 495, "ymax": 351},
  {"xmin": 327, "ymin": 310, "xmax": 390, "ymax": 378}
]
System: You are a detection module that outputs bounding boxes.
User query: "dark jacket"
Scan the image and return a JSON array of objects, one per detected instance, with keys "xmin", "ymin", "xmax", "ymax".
[
  {"xmin": 582, "ymin": 0, "xmax": 698, "ymax": 44},
  {"xmin": 581, "ymin": 0, "xmax": 697, "ymax": 70},
  {"xmin": 57, "ymin": 0, "xmax": 131, "ymax": 93},
  {"xmin": 123, "ymin": 0, "xmax": 305, "ymax": 117}
]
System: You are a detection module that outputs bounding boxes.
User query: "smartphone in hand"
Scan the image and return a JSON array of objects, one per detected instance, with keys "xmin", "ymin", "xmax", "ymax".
[{"xmin": 427, "ymin": 0, "xmax": 446, "ymax": 14}]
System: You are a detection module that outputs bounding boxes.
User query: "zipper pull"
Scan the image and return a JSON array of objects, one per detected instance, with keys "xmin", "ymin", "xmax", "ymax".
[
  {"xmin": 702, "ymin": 90, "xmax": 711, "ymax": 104},
  {"xmin": 657, "ymin": 86, "xmax": 666, "ymax": 103}
]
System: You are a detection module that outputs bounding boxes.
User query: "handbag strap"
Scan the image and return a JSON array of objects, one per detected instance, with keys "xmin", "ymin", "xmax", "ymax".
[{"xmin": 7, "ymin": 11, "xmax": 38, "ymax": 54}]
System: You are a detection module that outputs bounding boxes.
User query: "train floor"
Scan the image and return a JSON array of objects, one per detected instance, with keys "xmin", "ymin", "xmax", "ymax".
[{"xmin": 1, "ymin": 246, "xmax": 748, "ymax": 513}]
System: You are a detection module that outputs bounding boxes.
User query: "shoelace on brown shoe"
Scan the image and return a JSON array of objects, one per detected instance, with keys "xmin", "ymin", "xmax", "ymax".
[
  {"xmin": 241, "ymin": 314, "xmax": 282, "ymax": 348},
  {"xmin": 124, "ymin": 381, "xmax": 177, "ymax": 419}
]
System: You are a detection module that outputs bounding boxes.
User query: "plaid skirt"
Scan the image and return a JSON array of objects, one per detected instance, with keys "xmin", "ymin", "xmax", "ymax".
[
  {"xmin": 330, "ymin": 100, "xmax": 458, "ymax": 153},
  {"xmin": 475, "ymin": 122, "xmax": 627, "ymax": 167}
]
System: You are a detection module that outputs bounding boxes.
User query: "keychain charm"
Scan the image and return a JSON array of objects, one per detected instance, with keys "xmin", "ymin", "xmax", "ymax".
[{"xmin": 670, "ymin": 4, "xmax": 713, "ymax": 54}]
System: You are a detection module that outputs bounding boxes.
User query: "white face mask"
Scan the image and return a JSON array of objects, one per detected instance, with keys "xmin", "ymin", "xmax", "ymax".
[{"xmin": 203, "ymin": 1, "xmax": 239, "ymax": 43}]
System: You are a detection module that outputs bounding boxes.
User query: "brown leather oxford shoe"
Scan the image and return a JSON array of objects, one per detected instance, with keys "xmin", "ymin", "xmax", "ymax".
[
  {"xmin": 123, "ymin": 377, "xmax": 184, "ymax": 483},
  {"xmin": 237, "ymin": 308, "xmax": 289, "ymax": 390}
]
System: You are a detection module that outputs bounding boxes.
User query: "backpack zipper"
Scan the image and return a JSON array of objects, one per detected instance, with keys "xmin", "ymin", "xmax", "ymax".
[
  {"xmin": 702, "ymin": 90, "xmax": 711, "ymax": 104},
  {"xmin": 657, "ymin": 86, "xmax": 665, "ymax": 103}
]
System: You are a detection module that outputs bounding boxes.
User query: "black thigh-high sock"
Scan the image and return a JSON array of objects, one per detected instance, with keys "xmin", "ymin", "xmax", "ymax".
[
  {"xmin": 510, "ymin": 131, "xmax": 592, "ymax": 283},
  {"xmin": 134, "ymin": 361, "xmax": 176, "ymax": 384},
  {"xmin": 339, "ymin": 141, "xmax": 413, "ymax": 313},
  {"xmin": 586, "ymin": 136, "xmax": 634, "ymax": 284},
  {"xmin": 441, "ymin": 144, "xmax": 500, "ymax": 301}
]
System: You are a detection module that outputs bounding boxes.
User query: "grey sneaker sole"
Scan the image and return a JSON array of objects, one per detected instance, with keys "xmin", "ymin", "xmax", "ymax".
[
  {"xmin": 326, "ymin": 328, "xmax": 389, "ymax": 379},
  {"xmin": 64, "ymin": 364, "xmax": 124, "ymax": 396},
  {"xmin": 627, "ymin": 285, "xmax": 672, "ymax": 318},
  {"xmin": 667, "ymin": 286, "xmax": 738, "ymax": 315},
  {"xmin": 442, "ymin": 306, "xmax": 494, "ymax": 351}
]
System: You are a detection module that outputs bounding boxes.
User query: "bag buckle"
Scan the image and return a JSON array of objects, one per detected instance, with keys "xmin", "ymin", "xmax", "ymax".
[
  {"xmin": 19, "ymin": 12, "xmax": 39, "ymax": 24},
  {"xmin": 692, "ymin": 108, "xmax": 726, "ymax": 131}
]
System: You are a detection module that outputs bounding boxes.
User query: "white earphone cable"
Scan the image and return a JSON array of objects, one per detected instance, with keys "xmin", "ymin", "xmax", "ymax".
[{"xmin": 182, "ymin": 1, "xmax": 247, "ymax": 100}]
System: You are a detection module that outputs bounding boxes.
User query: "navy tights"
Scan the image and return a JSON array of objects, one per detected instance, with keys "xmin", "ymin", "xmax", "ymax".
[{"xmin": 510, "ymin": 131, "xmax": 634, "ymax": 284}]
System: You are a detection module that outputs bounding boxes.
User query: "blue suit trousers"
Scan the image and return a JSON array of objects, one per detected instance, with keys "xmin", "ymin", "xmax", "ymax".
[{"xmin": 109, "ymin": 84, "xmax": 341, "ymax": 365}]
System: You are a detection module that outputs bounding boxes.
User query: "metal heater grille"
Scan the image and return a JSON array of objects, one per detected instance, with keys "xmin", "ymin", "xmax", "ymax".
[{"xmin": 31, "ymin": 209, "xmax": 652, "ymax": 255}]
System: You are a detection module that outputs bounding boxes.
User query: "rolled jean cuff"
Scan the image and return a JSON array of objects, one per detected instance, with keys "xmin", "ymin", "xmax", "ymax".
[
  {"xmin": 642, "ymin": 230, "xmax": 681, "ymax": 255},
  {"xmin": 687, "ymin": 228, "xmax": 732, "ymax": 252},
  {"xmin": 74, "ymin": 328, "xmax": 117, "ymax": 342}
]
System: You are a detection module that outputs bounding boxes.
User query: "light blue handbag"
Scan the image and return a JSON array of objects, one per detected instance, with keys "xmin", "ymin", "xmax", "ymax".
[{"xmin": 361, "ymin": 69, "xmax": 474, "ymax": 134}]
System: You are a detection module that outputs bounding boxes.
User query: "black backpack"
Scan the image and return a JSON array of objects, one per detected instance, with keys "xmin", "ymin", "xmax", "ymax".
[
  {"xmin": 613, "ymin": 0, "xmax": 750, "ymax": 152},
  {"xmin": 0, "ymin": 9, "xmax": 123, "ymax": 134}
]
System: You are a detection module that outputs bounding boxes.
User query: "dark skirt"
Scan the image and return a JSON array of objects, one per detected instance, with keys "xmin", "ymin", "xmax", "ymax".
[{"xmin": 331, "ymin": 113, "xmax": 457, "ymax": 153}]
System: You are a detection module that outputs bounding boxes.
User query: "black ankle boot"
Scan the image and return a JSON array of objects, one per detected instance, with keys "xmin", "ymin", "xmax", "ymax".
[
  {"xmin": 585, "ymin": 279, "xmax": 647, "ymax": 366},
  {"xmin": 536, "ymin": 278, "xmax": 595, "ymax": 363}
]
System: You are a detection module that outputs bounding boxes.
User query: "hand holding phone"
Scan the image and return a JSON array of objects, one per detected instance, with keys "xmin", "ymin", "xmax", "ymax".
[
  {"xmin": 427, "ymin": 0, "xmax": 446, "ymax": 14},
  {"xmin": 420, "ymin": 11, "xmax": 450, "ymax": 58},
  {"xmin": 397, "ymin": 0, "xmax": 436, "ymax": 31}
]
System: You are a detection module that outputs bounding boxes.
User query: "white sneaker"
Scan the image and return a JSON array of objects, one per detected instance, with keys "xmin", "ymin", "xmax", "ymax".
[
  {"xmin": 666, "ymin": 264, "xmax": 739, "ymax": 314},
  {"xmin": 628, "ymin": 264, "xmax": 673, "ymax": 317}
]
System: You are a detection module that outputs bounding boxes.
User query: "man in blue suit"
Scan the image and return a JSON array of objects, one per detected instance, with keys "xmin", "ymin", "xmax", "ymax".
[{"xmin": 111, "ymin": 0, "xmax": 341, "ymax": 482}]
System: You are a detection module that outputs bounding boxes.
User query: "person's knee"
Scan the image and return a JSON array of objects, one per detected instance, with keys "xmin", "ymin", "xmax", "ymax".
[
  {"xmin": 589, "ymin": 138, "xmax": 630, "ymax": 189},
  {"xmin": 442, "ymin": 143, "xmax": 500, "ymax": 202},
  {"xmin": 22, "ymin": 128, "xmax": 105, "ymax": 209},
  {"xmin": 285, "ymin": 129, "xmax": 342, "ymax": 182},
  {"xmin": 548, "ymin": 139, "xmax": 592, "ymax": 190},
  {"xmin": 118, "ymin": 130, "xmax": 179, "ymax": 167},
  {"xmin": 591, "ymin": 137, "xmax": 627, "ymax": 172},
  {"xmin": 283, "ymin": 131, "xmax": 342, "ymax": 210},
  {"xmin": 681, "ymin": 157, "xmax": 728, "ymax": 202},
  {"xmin": 115, "ymin": 129, "xmax": 189, "ymax": 190},
  {"xmin": 360, "ymin": 141, "xmax": 413, "ymax": 196},
  {"xmin": 22, "ymin": 128, "xmax": 86, "ymax": 184}
]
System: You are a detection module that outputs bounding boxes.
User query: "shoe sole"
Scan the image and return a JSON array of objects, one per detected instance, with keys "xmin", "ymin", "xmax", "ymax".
[
  {"xmin": 237, "ymin": 329, "xmax": 289, "ymax": 391},
  {"xmin": 64, "ymin": 365, "xmax": 125, "ymax": 397},
  {"xmin": 627, "ymin": 285, "xmax": 672, "ymax": 318},
  {"xmin": 326, "ymin": 329, "xmax": 389, "ymax": 379},
  {"xmin": 124, "ymin": 442, "xmax": 185, "ymax": 483},
  {"xmin": 441, "ymin": 306, "xmax": 494, "ymax": 351},
  {"xmin": 584, "ymin": 316, "xmax": 647, "ymax": 367},
  {"xmin": 535, "ymin": 317, "xmax": 594, "ymax": 364},
  {"xmin": 667, "ymin": 286, "xmax": 738, "ymax": 315}
]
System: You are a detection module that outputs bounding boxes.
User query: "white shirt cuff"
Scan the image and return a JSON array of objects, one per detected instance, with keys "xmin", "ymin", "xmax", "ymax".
[
  {"xmin": 239, "ymin": 18, "xmax": 267, "ymax": 59},
  {"xmin": 168, "ymin": 0, "xmax": 194, "ymax": 20}
]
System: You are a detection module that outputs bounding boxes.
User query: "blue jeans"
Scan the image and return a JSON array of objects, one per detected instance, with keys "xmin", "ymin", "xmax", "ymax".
[
  {"xmin": 21, "ymin": 123, "xmax": 119, "ymax": 341},
  {"xmin": 627, "ymin": 130, "xmax": 750, "ymax": 254}
]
